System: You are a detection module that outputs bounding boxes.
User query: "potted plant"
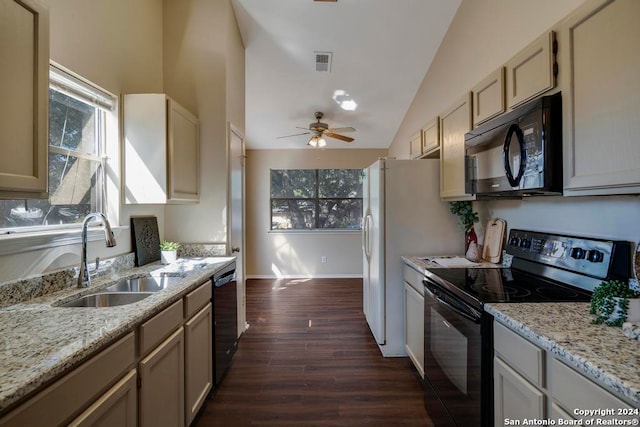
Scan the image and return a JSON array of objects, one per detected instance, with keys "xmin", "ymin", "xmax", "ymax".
[
  {"xmin": 160, "ymin": 240, "xmax": 181, "ymax": 265},
  {"xmin": 449, "ymin": 201, "xmax": 480, "ymax": 259},
  {"xmin": 590, "ymin": 280, "xmax": 640, "ymax": 326}
]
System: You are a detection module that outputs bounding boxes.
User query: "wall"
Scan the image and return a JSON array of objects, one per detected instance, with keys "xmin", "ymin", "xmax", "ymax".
[
  {"xmin": 0, "ymin": 0, "xmax": 165, "ymax": 282},
  {"xmin": 246, "ymin": 149, "xmax": 387, "ymax": 278},
  {"xmin": 388, "ymin": 0, "xmax": 640, "ymax": 246},
  {"xmin": 163, "ymin": 0, "xmax": 245, "ymax": 245}
]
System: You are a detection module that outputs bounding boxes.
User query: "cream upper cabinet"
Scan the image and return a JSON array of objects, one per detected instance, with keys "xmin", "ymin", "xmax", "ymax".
[
  {"xmin": 0, "ymin": 0, "xmax": 49, "ymax": 199},
  {"xmin": 409, "ymin": 131, "xmax": 422, "ymax": 159},
  {"xmin": 472, "ymin": 68, "xmax": 505, "ymax": 127},
  {"xmin": 421, "ymin": 117, "xmax": 440, "ymax": 158},
  {"xmin": 561, "ymin": 0, "xmax": 640, "ymax": 195},
  {"xmin": 124, "ymin": 94, "xmax": 200, "ymax": 204},
  {"xmin": 505, "ymin": 31, "xmax": 556, "ymax": 110},
  {"xmin": 439, "ymin": 93, "xmax": 475, "ymax": 200}
]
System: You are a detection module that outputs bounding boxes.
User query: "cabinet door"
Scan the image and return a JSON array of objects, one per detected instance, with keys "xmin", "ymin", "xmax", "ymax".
[
  {"xmin": 409, "ymin": 131, "xmax": 422, "ymax": 159},
  {"xmin": 139, "ymin": 327, "xmax": 185, "ymax": 427},
  {"xmin": 0, "ymin": 0, "xmax": 49, "ymax": 198},
  {"xmin": 421, "ymin": 118, "xmax": 439, "ymax": 158},
  {"xmin": 68, "ymin": 370, "xmax": 137, "ymax": 427},
  {"xmin": 440, "ymin": 93, "xmax": 474, "ymax": 200},
  {"xmin": 561, "ymin": 0, "xmax": 640, "ymax": 195},
  {"xmin": 167, "ymin": 99, "xmax": 199, "ymax": 203},
  {"xmin": 185, "ymin": 303, "xmax": 213, "ymax": 425},
  {"xmin": 505, "ymin": 32, "xmax": 556, "ymax": 109},
  {"xmin": 403, "ymin": 282, "xmax": 424, "ymax": 378},
  {"xmin": 472, "ymin": 68, "xmax": 505, "ymax": 126},
  {"xmin": 494, "ymin": 357, "xmax": 545, "ymax": 426}
]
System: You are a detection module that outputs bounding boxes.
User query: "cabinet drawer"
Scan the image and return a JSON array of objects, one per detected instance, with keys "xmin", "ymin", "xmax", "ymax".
[
  {"xmin": 494, "ymin": 322, "xmax": 544, "ymax": 387},
  {"xmin": 551, "ymin": 358, "xmax": 633, "ymax": 416},
  {"xmin": 1, "ymin": 333, "xmax": 135, "ymax": 427},
  {"xmin": 184, "ymin": 280, "xmax": 212, "ymax": 319},
  {"xmin": 139, "ymin": 299, "xmax": 184, "ymax": 355},
  {"xmin": 402, "ymin": 264, "xmax": 424, "ymax": 295}
]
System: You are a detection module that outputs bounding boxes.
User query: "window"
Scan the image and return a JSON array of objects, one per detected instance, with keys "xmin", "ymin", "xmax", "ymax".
[
  {"xmin": 270, "ymin": 169, "xmax": 363, "ymax": 230},
  {"xmin": 0, "ymin": 65, "xmax": 116, "ymax": 231}
]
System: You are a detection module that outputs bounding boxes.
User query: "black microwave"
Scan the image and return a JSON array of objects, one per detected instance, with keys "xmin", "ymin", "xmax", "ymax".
[{"xmin": 465, "ymin": 92, "xmax": 562, "ymax": 197}]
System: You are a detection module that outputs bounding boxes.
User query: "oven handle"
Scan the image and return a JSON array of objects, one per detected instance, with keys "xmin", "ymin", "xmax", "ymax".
[{"xmin": 424, "ymin": 278, "xmax": 482, "ymax": 324}]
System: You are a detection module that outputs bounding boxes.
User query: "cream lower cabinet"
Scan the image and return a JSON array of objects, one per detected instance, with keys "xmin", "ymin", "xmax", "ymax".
[
  {"xmin": 494, "ymin": 357, "xmax": 545, "ymax": 424},
  {"xmin": 561, "ymin": 0, "xmax": 640, "ymax": 195},
  {"xmin": 69, "ymin": 369, "xmax": 137, "ymax": 427},
  {"xmin": 185, "ymin": 303, "xmax": 213, "ymax": 425},
  {"xmin": 139, "ymin": 327, "xmax": 185, "ymax": 427},
  {"xmin": 440, "ymin": 93, "xmax": 474, "ymax": 201},
  {"xmin": 403, "ymin": 264, "xmax": 424, "ymax": 377},
  {"xmin": 0, "ymin": 333, "xmax": 135, "ymax": 427}
]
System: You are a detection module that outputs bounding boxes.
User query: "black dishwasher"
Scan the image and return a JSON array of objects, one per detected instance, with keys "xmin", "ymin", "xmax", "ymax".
[{"xmin": 212, "ymin": 260, "xmax": 238, "ymax": 387}]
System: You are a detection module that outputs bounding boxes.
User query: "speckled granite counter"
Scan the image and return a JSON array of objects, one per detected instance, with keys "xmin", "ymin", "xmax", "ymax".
[
  {"xmin": 0, "ymin": 256, "xmax": 235, "ymax": 413},
  {"xmin": 486, "ymin": 302, "xmax": 640, "ymax": 407},
  {"xmin": 402, "ymin": 255, "xmax": 502, "ymax": 272}
]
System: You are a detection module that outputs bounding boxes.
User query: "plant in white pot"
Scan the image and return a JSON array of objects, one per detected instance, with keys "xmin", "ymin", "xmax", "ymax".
[
  {"xmin": 590, "ymin": 280, "xmax": 640, "ymax": 326},
  {"xmin": 160, "ymin": 240, "xmax": 180, "ymax": 265}
]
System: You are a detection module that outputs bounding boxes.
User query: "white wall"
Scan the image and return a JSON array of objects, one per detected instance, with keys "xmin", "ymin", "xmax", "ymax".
[
  {"xmin": 163, "ymin": 0, "xmax": 245, "ymax": 245},
  {"xmin": 0, "ymin": 0, "xmax": 165, "ymax": 282},
  {"xmin": 388, "ymin": 0, "xmax": 640, "ymax": 247},
  {"xmin": 246, "ymin": 149, "xmax": 387, "ymax": 278}
]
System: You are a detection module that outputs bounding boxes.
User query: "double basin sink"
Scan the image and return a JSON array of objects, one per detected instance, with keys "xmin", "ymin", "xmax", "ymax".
[{"xmin": 59, "ymin": 274, "xmax": 185, "ymax": 308}]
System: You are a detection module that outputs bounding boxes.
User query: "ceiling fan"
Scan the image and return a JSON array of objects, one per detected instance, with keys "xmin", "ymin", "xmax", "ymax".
[{"xmin": 276, "ymin": 112, "xmax": 356, "ymax": 147}]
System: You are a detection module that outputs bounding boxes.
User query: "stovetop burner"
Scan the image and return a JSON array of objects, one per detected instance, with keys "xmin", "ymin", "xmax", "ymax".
[{"xmin": 425, "ymin": 267, "xmax": 593, "ymax": 307}]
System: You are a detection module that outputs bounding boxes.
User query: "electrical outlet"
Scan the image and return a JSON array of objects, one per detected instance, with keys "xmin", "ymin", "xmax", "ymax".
[{"xmin": 321, "ymin": 256, "xmax": 327, "ymax": 264}]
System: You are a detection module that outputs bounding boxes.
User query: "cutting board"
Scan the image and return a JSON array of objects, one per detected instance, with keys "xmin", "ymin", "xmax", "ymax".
[
  {"xmin": 482, "ymin": 218, "xmax": 506, "ymax": 263},
  {"xmin": 131, "ymin": 216, "xmax": 161, "ymax": 266}
]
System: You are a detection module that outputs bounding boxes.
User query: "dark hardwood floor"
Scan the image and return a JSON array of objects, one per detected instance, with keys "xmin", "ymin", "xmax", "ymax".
[{"xmin": 196, "ymin": 278, "xmax": 432, "ymax": 427}]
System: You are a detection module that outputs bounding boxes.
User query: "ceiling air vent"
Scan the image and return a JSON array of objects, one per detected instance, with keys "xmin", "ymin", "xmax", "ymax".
[{"xmin": 315, "ymin": 51, "xmax": 332, "ymax": 72}]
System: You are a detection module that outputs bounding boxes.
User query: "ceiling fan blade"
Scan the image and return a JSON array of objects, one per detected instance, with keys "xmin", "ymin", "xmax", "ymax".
[
  {"xmin": 326, "ymin": 127, "xmax": 355, "ymax": 133},
  {"xmin": 276, "ymin": 131, "xmax": 310, "ymax": 139},
  {"xmin": 325, "ymin": 132, "xmax": 354, "ymax": 143},
  {"xmin": 296, "ymin": 127, "xmax": 310, "ymax": 131}
]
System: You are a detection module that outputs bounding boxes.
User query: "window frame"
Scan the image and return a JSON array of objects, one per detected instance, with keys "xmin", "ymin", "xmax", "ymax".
[
  {"xmin": 269, "ymin": 168, "xmax": 363, "ymax": 231},
  {"xmin": 0, "ymin": 63, "xmax": 120, "ymax": 255}
]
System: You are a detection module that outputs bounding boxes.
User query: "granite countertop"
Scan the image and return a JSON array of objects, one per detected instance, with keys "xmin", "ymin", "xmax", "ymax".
[
  {"xmin": 0, "ymin": 256, "xmax": 235, "ymax": 413},
  {"xmin": 486, "ymin": 302, "xmax": 640, "ymax": 407},
  {"xmin": 402, "ymin": 255, "xmax": 502, "ymax": 272}
]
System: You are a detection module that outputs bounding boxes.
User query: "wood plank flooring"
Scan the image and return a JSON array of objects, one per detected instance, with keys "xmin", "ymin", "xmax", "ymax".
[{"xmin": 195, "ymin": 278, "xmax": 432, "ymax": 426}]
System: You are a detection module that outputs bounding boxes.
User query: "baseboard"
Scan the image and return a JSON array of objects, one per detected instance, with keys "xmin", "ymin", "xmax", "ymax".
[{"xmin": 246, "ymin": 274, "xmax": 363, "ymax": 279}]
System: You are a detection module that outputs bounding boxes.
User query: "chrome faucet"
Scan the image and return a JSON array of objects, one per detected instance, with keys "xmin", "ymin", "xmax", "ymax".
[{"xmin": 78, "ymin": 212, "xmax": 116, "ymax": 288}]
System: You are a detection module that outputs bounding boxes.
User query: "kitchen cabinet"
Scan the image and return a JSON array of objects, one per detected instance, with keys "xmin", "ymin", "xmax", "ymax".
[
  {"xmin": 184, "ymin": 281, "xmax": 213, "ymax": 426},
  {"xmin": 124, "ymin": 94, "xmax": 200, "ymax": 204},
  {"xmin": 494, "ymin": 357, "xmax": 545, "ymax": 423},
  {"xmin": 0, "ymin": 0, "xmax": 49, "ymax": 199},
  {"xmin": 409, "ymin": 131, "xmax": 422, "ymax": 159},
  {"xmin": 402, "ymin": 263, "xmax": 424, "ymax": 378},
  {"xmin": 421, "ymin": 117, "xmax": 439, "ymax": 158},
  {"xmin": 505, "ymin": 31, "xmax": 556, "ymax": 110},
  {"xmin": 68, "ymin": 369, "xmax": 137, "ymax": 427},
  {"xmin": 0, "ymin": 333, "xmax": 135, "ymax": 427},
  {"xmin": 139, "ymin": 327, "xmax": 185, "ymax": 427},
  {"xmin": 560, "ymin": 0, "xmax": 640, "ymax": 195},
  {"xmin": 439, "ymin": 93, "xmax": 474, "ymax": 200},
  {"xmin": 472, "ymin": 68, "xmax": 505, "ymax": 127}
]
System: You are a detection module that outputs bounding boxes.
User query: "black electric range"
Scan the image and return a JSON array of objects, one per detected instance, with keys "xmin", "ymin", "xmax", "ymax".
[{"xmin": 422, "ymin": 229, "xmax": 632, "ymax": 427}]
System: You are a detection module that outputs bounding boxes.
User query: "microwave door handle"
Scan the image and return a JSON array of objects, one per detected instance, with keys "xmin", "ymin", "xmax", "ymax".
[{"xmin": 503, "ymin": 123, "xmax": 526, "ymax": 187}]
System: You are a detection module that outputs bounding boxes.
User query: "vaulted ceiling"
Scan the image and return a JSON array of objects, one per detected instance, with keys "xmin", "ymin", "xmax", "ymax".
[{"xmin": 232, "ymin": 0, "xmax": 461, "ymax": 150}]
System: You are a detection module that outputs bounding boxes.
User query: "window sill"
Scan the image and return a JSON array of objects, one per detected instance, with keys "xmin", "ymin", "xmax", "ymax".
[
  {"xmin": 0, "ymin": 226, "xmax": 128, "ymax": 257},
  {"xmin": 268, "ymin": 229, "xmax": 362, "ymax": 235}
]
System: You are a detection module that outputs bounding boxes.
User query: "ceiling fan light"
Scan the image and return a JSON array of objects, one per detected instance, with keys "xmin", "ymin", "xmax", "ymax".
[
  {"xmin": 318, "ymin": 137, "xmax": 327, "ymax": 148},
  {"xmin": 308, "ymin": 136, "xmax": 318, "ymax": 147}
]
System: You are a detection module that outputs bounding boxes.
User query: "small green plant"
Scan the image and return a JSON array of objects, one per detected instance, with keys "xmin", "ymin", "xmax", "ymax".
[
  {"xmin": 449, "ymin": 201, "xmax": 479, "ymax": 232},
  {"xmin": 589, "ymin": 280, "xmax": 640, "ymax": 326},
  {"xmin": 160, "ymin": 240, "xmax": 181, "ymax": 251}
]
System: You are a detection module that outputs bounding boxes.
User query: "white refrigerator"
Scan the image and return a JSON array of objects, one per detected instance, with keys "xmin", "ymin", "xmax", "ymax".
[{"xmin": 362, "ymin": 158, "xmax": 463, "ymax": 357}]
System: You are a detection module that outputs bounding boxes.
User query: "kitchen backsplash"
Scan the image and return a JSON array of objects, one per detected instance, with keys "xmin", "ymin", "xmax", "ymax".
[{"xmin": 178, "ymin": 243, "xmax": 226, "ymax": 257}]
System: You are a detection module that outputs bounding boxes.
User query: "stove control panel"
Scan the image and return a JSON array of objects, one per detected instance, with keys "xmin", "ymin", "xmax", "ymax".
[{"xmin": 506, "ymin": 229, "xmax": 630, "ymax": 280}]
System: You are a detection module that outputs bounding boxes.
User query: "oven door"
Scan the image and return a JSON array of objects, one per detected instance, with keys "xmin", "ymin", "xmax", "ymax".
[{"xmin": 423, "ymin": 278, "xmax": 488, "ymax": 427}]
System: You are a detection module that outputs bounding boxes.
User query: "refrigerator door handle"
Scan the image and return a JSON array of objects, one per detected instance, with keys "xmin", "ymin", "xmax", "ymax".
[{"xmin": 364, "ymin": 213, "xmax": 373, "ymax": 260}]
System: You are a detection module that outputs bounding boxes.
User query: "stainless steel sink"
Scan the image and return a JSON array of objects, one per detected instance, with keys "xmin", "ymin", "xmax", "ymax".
[
  {"xmin": 105, "ymin": 274, "xmax": 183, "ymax": 293},
  {"xmin": 59, "ymin": 292, "xmax": 151, "ymax": 308}
]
